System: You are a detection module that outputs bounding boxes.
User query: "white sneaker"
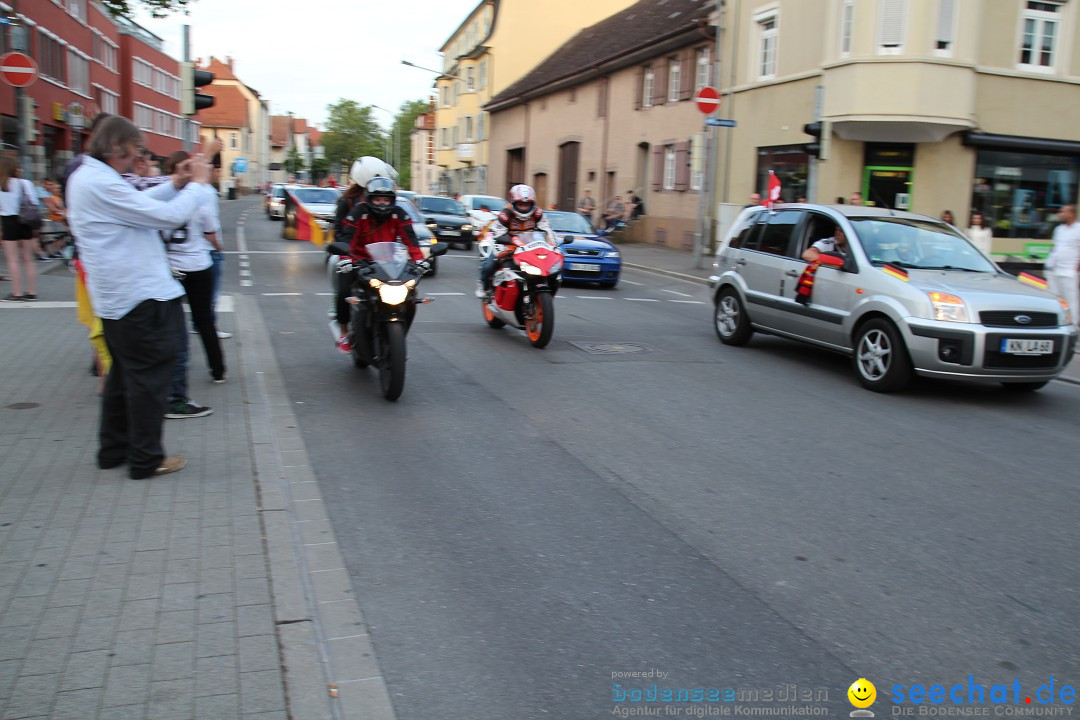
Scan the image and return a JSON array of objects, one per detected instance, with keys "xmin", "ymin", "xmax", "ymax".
[
  {"xmin": 474, "ymin": 282, "xmax": 487, "ymax": 298},
  {"xmin": 216, "ymin": 330, "xmax": 233, "ymax": 339}
]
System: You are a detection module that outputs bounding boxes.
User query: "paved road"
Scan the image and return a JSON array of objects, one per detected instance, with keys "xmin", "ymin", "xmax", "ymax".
[{"xmin": 224, "ymin": 196, "xmax": 1080, "ymax": 718}]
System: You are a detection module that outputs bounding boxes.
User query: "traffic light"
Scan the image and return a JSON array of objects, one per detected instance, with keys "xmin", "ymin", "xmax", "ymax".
[
  {"xmin": 180, "ymin": 62, "xmax": 215, "ymax": 115},
  {"xmin": 802, "ymin": 120, "xmax": 829, "ymax": 161}
]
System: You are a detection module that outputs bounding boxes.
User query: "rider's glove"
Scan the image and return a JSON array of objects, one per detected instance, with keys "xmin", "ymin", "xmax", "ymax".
[{"xmin": 416, "ymin": 260, "xmax": 431, "ymax": 274}]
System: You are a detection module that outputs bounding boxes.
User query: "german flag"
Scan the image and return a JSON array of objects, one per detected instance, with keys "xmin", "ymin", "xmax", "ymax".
[
  {"xmin": 882, "ymin": 264, "xmax": 909, "ymax": 282},
  {"xmin": 1017, "ymin": 271, "xmax": 1049, "ymax": 290},
  {"xmin": 285, "ymin": 190, "xmax": 326, "ymax": 248}
]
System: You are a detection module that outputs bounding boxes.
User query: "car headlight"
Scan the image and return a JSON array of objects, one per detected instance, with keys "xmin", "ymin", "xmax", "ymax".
[
  {"xmin": 605, "ymin": 250, "xmax": 620, "ymax": 259},
  {"xmin": 378, "ymin": 283, "xmax": 411, "ymax": 305},
  {"xmin": 927, "ymin": 291, "xmax": 968, "ymax": 322},
  {"xmin": 426, "ymin": 222, "xmax": 438, "ymax": 228},
  {"xmin": 1060, "ymin": 297, "xmax": 1073, "ymax": 325},
  {"xmin": 461, "ymin": 224, "xmax": 473, "ymax": 231},
  {"xmin": 519, "ymin": 261, "xmax": 543, "ymax": 275}
]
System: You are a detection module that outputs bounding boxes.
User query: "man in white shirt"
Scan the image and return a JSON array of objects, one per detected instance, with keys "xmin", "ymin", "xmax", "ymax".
[
  {"xmin": 1045, "ymin": 204, "xmax": 1079, "ymax": 326},
  {"xmin": 67, "ymin": 116, "xmax": 214, "ymax": 480},
  {"xmin": 802, "ymin": 226, "xmax": 849, "ymax": 262}
]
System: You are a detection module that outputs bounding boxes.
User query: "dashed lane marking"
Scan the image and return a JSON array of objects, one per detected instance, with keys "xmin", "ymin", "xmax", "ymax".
[{"xmin": 661, "ymin": 289, "xmax": 693, "ymax": 297}]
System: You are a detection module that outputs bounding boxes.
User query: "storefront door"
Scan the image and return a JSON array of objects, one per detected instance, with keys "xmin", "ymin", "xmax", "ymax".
[{"xmin": 862, "ymin": 144, "xmax": 914, "ymax": 209}]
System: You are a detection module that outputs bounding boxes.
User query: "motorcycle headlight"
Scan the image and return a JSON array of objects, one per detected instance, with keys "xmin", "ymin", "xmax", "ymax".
[
  {"xmin": 378, "ymin": 283, "xmax": 410, "ymax": 305},
  {"xmin": 1060, "ymin": 297, "xmax": 1073, "ymax": 325},
  {"xmin": 606, "ymin": 250, "xmax": 621, "ymax": 259},
  {"xmin": 519, "ymin": 261, "xmax": 543, "ymax": 275},
  {"xmin": 927, "ymin": 291, "xmax": 969, "ymax": 323}
]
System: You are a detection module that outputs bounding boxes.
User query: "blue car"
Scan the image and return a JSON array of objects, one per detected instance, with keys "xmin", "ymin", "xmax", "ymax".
[{"xmin": 544, "ymin": 210, "xmax": 621, "ymax": 288}]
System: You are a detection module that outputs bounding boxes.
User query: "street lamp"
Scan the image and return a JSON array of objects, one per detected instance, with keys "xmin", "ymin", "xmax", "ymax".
[{"xmin": 401, "ymin": 59, "xmax": 465, "ymax": 82}]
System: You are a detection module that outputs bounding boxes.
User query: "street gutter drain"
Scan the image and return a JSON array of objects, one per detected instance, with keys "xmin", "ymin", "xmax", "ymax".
[
  {"xmin": 569, "ymin": 341, "xmax": 659, "ymax": 355},
  {"xmin": 6, "ymin": 403, "xmax": 40, "ymax": 410}
]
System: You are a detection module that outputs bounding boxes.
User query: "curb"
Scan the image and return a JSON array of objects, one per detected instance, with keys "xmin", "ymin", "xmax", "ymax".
[
  {"xmin": 621, "ymin": 261, "xmax": 712, "ymax": 286},
  {"xmin": 237, "ymin": 294, "xmax": 397, "ymax": 720}
]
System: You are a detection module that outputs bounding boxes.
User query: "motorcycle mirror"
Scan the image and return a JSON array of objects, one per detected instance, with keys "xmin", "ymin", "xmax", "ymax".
[{"xmin": 429, "ymin": 242, "xmax": 450, "ymax": 257}]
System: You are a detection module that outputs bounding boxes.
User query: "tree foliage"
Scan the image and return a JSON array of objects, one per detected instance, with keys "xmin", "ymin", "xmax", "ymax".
[
  {"xmin": 392, "ymin": 99, "xmax": 433, "ymax": 190},
  {"xmin": 100, "ymin": 0, "xmax": 193, "ymax": 18},
  {"xmin": 322, "ymin": 100, "xmax": 384, "ymax": 175}
]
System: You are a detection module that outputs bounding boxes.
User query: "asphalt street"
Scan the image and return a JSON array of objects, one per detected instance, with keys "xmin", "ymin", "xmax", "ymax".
[{"xmin": 221, "ymin": 195, "xmax": 1080, "ymax": 719}]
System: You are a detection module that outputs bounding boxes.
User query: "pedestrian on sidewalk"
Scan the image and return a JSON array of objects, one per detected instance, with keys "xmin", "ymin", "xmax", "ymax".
[
  {"xmin": 1045, "ymin": 204, "xmax": 1080, "ymax": 326},
  {"xmin": 67, "ymin": 115, "xmax": 215, "ymax": 479},
  {"xmin": 161, "ymin": 150, "xmax": 225, "ymax": 419},
  {"xmin": 0, "ymin": 156, "xmax": 42, "ymax": 301},
  {"xmin": 577, "ymin": 189, "xmax": 596, "ymax": 224},
  {"xmin": 603, "ymin": 195, "xmax": 626, "ymax": 230}
]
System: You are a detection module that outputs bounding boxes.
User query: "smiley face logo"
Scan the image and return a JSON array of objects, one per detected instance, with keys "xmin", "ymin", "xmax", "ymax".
[{"xmin": 848, "ymin": 678, "xmax": 876, "ymax": 709}]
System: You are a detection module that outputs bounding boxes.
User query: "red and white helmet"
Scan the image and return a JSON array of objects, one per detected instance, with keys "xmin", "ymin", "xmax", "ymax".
[{"xmin": 508, "ymin": 184, "xmax": 537, "ymax": 221}]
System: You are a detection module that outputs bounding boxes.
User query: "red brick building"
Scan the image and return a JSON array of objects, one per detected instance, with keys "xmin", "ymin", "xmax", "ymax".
[{"xmin": 0, "ymin": 1, "xmax": 186, "ymax": 181}]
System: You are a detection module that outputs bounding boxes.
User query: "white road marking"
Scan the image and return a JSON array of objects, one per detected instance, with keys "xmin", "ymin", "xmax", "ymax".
[
  {"xmin": 236, "ymin": 223, "xmax": 252, "ymax": 287},
  {"xmin": 223, "ymin": 250, "xmax": 322, "ymax": 255},
  {"xmin": 426, "ymin": 292, "xmax": 467, "ymax": 296},
  {"xmin": 574, "ymin": 296, "xmax": 614, "ymax": 300},
  {"xmin": 624, "ymin": 298, "xmax": 660, "ymax": 302},
  {"xmin": 620, "ymin": 279, "xmax": 644, "ymax": 285},
  {"xmin": 262, "ymin": 292, "xmax": 303, "ymax": 296},
  {"xmin": 660, "ymin": 289, "xmax": 693, "ymax": 297},
  {"xmin": 670, "ymin": 300, "xmax": 705, "ymax": 304},
  {"xmin": 1, "ymin": 296, "xmax": 236, "ymax": 312}
]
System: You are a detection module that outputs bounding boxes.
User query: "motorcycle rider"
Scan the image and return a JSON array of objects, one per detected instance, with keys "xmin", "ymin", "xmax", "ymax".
[
  {"xmin": 475, "ymin": 184, "xmax": 557, "ymax": 298},
  {"xmin": 332, "ymin": 176, "xmax": 426, "ymax": 353}
]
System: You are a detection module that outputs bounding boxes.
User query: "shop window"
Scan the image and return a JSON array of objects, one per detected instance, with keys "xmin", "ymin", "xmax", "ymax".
[
  {"xmin": 970, "ymin": 149, "xmax": 1078, "ymax": 240},
  {"xmin": 755, "ymin": 146, "xmax": 809, "ymax": 204}
]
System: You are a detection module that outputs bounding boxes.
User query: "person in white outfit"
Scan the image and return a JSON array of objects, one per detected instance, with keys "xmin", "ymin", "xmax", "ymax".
[
  {"xmin": 1044, "ymin": 204, "xmax": 1080, "ymax": 327},
  {"xmin": 0, "ymin": 156, "xmax": 41, "ymax": 300},
  {"xmin": 966, "ymin": 211, "xmax": 994, "ymax": 258}
]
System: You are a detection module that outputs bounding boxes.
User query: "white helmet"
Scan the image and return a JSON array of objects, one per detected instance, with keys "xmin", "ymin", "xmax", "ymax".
[
  {"xmin": 508, "ymin": 184, "xmax": 537, "ymax": 221},
  {"xmin": 349, "ymin": 156, "xmax": 398, "ymax": 187}
]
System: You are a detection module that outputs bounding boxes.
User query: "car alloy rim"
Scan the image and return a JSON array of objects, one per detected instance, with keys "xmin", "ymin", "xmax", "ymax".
[
  {"xmin": 857, "ymin": 329, "xmax": 892, "ymax": 380},
  {"xmin": 717, "ymin": 296, "xmax": 739, "ymax": 336}
]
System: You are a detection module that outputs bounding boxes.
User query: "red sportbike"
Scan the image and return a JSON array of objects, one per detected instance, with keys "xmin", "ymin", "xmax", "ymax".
[{"xmin": 480, "ymin": 231, "xmax": 564, "ymax": 348}]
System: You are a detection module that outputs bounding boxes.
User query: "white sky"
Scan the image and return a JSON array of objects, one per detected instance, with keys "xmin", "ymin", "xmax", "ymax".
[{"xmin": 131, "ymin": 0, "xmax": 481, "ymax": 130}]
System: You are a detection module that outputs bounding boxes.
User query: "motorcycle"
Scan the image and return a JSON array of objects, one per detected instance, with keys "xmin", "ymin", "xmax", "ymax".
[
  {"xmin": 339, "ymin": 240, "xmax": 447, "ymax": 401},
  {"xmin": 480, "ymin": 230, "xmax": 565, "ymax": 349}
]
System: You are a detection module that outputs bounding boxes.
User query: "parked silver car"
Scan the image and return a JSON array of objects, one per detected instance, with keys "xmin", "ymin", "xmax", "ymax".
[{"xmin": 708, "ymin": 204, "xmax": 1077, "ymax": 392}]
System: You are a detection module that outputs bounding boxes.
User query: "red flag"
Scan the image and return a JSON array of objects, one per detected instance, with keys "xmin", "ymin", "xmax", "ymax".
[{"xmin": 762, "ymin": 171, "xmax": 782, "ymax": 206}]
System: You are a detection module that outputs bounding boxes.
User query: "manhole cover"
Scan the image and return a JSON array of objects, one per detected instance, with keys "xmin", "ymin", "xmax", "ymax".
[
  {"xmin": 569, "ymin": 341, "xmax": 659, "ymax": 355},
  {"xmin": 6, "ymin": 402, "xmax": 40, "ymax": 410}
]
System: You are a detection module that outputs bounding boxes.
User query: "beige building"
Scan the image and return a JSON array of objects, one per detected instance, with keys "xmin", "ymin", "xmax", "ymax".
[
  {"xmin": 486, "ymin": 0, "xmax": 717, "ymax": 247},
  {"xmin": 431, "ymin": 0, "xmax": 640, "ymax": 197},
  {"xmin": 712, "ymin": 0, "xmax": 1080, "ymax": 255},
  {"xmin": 196, "ymin": 57, "xmax": 270, "ymax": 193}
]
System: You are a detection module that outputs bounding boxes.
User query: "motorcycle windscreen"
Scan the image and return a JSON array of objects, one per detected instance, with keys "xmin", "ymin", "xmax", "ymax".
[{"xmin": 366, "ymin": 241, "xmax": 411, "ymax": 277}]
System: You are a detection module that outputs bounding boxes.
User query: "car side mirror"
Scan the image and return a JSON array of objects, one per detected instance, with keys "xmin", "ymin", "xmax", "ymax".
[{"xmin": 429, "ymin": 241, "xmax": 450, "ymax": 257}]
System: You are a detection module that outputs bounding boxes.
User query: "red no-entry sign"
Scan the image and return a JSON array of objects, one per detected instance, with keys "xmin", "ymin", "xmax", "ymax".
[
  {"xmin": 0, "ymin": 52, "xmax": 37, "ymax": 88},
  {"xmin": 694, "ymin": 86, "xmax": 720, "ymax": 114}
]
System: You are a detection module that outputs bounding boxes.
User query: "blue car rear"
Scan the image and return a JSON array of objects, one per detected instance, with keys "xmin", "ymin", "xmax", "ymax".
[{"xmin": 544, "ymin": 210, "xmax": 621, "ymax": 287}]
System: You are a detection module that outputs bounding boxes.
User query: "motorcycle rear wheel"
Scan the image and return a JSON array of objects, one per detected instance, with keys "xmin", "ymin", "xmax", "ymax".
[
  {"xmin": 525, "ymin": 292, "xmax": 554, "ymax": 349},
  {"xmin": 376, "ymin": 323, "xmax": 407, "ymax": 401},
  {"xmin": 482, "ymin": 300, "xmax": 505, "ymax": 328}
]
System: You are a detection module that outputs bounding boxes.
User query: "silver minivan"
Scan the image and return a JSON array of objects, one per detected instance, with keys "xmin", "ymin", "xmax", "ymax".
[{"xmin": 708, "ymin": 204, "xmax": 1077, "ymax": 392}]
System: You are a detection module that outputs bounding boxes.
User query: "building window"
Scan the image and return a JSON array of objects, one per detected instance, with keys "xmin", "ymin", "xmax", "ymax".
[
  {"xmin": 667, "ymin": 57, "xmax": 681, "ymax": 102},
  {"xmin": 134, "ymin": 104, "xmax": 153, "ymax": 132},
  {"xmin": 133, "ymin": 58, "xmax": 153, "ymax": 87},
  {"xmin": 230, "ymin": 132, "xmax": 239, "ymax": 150},
  {"xmin": 92, "ymin": 32, "xmax": 117, "ymax": 72},
  {"xmin": 68, "ymin": 0, "xmax": 87, "ymax": 21},
  {"xmin": 1019, "ymin": 1, "xmax": 1061, "ymax": 70},
  {"xmin": 695, "ymin": 47, "xmax": 710, "ymax": 91},
  {"xmin": 466, "ymin": 66, "xmax": 475, "ymax": 91},
  {"xmin": 840, "ymin": 0, "xmax": 854, "ymax": 55},
  {"xmin": 68, "ymin": 50, "xmax": 89, "ymax": 95},
  {"xmin": 465, "ymin": 116, "xmax": 474, "ymax": 142},
  {"xmin": 878, "ymin": 0, "xmax": 906, "ymax": 54},
  {"xmin": 756, "ymin": 11, "xmax": 778, "ymax": 79},
  {"xmin": 440, "ymin": 85, "xmax": 449, "ymax": 107},
  {"xmin": 94, "ymin": 85, "xmax": 119, "ymax": 116},
  {"xmin": 38, "ymin": 32, "xmax": 67, "ymax": 84},
  {"xmin": 642, "ymin": 65, "xmax": 654, "ymax": 108},
  {"xmin": 970, "ymin": 148, "xmax": 1077, "ymax": 241},
  {"xmin": 663, "ymin": 146, "xmax": 676, "ymax": 190},
  {"xmin": 935, "ymin": 0, "xmax": 955, "ymax": 53},
  {"xmin": 440, "ymin": 127, "xmax": 449, "ymax": 149}
]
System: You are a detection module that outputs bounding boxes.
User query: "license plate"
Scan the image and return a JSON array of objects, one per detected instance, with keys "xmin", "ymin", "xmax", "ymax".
[
  {"xmin": 1001, "ymin": 338, "xmax": 1054, "ymax": 355},
  {"xmin": 442, "ymin": 230, "xmax": 461, "ymax": 236},
  {"xmin": 569, "ymin": 263, "xmax": 601, "ymax": 272}
]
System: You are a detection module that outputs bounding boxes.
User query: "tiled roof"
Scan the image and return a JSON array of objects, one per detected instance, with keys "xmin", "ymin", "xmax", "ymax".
[
  {"xmin": 270, "ymin": 116, "xmax": 290, "ymax": 147},
  {"xmin": 197, "ymin": 84, "xmax": 248, "ymax": 129},
  {"xmin": 308, "ymin": 128, "xmax": 322, "ymax": 147},
  {"xmin": 202, "ymin": 56, "xmax": 237, "ymax": 82},
  {"xmin": 488, "ymin": 0, "xmax": 713, "ymax": 108}
]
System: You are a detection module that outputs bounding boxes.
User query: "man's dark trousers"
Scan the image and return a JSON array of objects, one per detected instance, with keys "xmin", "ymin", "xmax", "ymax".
[{"xmin": 99, "ymin": 299, "xmax": 183, "ymax": 479}]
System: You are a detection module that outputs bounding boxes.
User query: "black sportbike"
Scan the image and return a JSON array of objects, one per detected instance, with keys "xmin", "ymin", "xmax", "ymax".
[{"xmin": 339, "ymin": 240, "xmax": 447, "ymax": 401}]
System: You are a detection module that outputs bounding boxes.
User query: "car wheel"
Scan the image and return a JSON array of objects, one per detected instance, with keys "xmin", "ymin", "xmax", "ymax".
[
  {"xmin": 601, "ymin": 280, "xmax": 619, "ymax": 290},
  {"xmin": 282, "ymin": 211, "xmax": 295, "ymax": 239},
  {"xmin": 852, "ymin": 318, "xmax": 912, "ymax": 392},
  {"xmin": 1001, "ymin": 380, "xmax": 1049, "ymax": 392},
  {"xmin": 714, "ymin": 288, "xmax": 752, "ymax": 345}
]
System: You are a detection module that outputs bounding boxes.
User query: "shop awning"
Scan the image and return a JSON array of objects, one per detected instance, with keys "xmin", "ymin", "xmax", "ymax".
[{"xmin": 962, "ymin": 132, "xmax": 1080, "ymax": 156}]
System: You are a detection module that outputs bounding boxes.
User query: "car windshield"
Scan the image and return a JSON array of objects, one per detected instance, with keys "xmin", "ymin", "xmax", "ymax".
[
  {"xmin": 418, "ymin": 196, "xmax": 465, "ymax": 215},
  {"xmin": 471, "ymin": 196, "xmax": 504, "ymax": 211},
  {"xmin": 545, "ymin": 211, "xmax": 596, "ymax": 234},
  {"xmin": 396, "ymin": 198, "xmax": 423, "ymax": 223},
  {"xmin": 849, "ymin": 217, "xmax": 997, "ymax": 272},
  {"xmin": 292, "ymin": 188, "xmax": 340, "ymax": 204}
]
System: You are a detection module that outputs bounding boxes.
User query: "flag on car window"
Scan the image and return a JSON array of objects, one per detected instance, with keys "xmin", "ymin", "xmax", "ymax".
[{"xmin": 762, "ymin": 171, "xmax": 782, "ymax": 206}]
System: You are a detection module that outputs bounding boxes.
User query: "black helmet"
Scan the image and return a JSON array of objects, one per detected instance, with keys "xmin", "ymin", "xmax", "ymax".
[{"xmin": 366, "ymin": 176, "xmax": 396, "ymax": 216}]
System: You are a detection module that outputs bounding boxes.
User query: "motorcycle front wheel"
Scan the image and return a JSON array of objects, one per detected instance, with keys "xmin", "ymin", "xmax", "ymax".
[
  {"xmin": 525, "ymin": 292, "xmax": 554, "ymax": 349},
  {"xmin": 375, "ymin": 322, "xmax": 407, "ymax": 401}
]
